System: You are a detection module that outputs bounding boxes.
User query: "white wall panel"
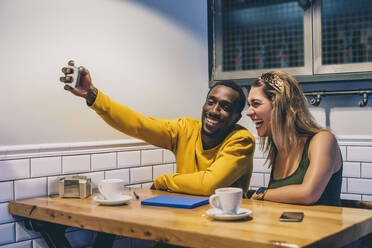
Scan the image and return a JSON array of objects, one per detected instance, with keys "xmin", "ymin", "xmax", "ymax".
[{"xmin": 0, "ymin": 0, "xmax": 208, "ymax": 146}]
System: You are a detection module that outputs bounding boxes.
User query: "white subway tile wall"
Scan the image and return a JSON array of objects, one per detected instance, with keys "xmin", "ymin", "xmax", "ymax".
[
  {"xmin": 340, "ymin": 146, "xmax": 347, "ymax": 160},
  {"xmin": 361, "ymin": 162, "xmax": 372, "ymax": 178},
  {"xmin": 79, "ymin": 171, "xmax": 105, "ymax": 189},
  {"xmin": 30, "ymin": 157, "xmax": 61, "ymax": 178},
  {"xmin": 342, "ymin": 178, "xmax": 347, "ymax": 192},
  {"xmin": 141, "ymin": 149, "xmax": 163, "ymax": 166},
  {"xmin": 264, "ymin": 174, "xmax": 270, "ymax": 187},
  {"xmin": 363, "ymin": 195, "xmax": 372, "ymax": 201},
  {"xmin": 0, "ymin": 181, "xmax": 14, "ymax": 202},
  {"xmin": 163, "ymin": 150, "xmax": 176, "ymax": 163},
  {"xmin": 105, "ymin": 169, "xmax": 130, "ymax": 185},
  {"xmin": 142, "ymin": 182, "xmax": 153, "ymax": 189},
  {"xmin": 14, "ymin": 178, "xmax": 47, "ymax": 200},
  {"xmin": 118, "ymin": 151, "xmax": 140, "ymax": 168},
  {"xmin": 91, "ymin": 153, "xmax": 116, "ymax": 171},
  {"xmin": 32, "ymin": 238, "xmax": 48, "ymax": 248},
  {"xmin": 153, "ymin": 164, "xmax": 174, "ymax": 179},
  {"xmin": 0, "ymin": 139, "xmax": 370, "ymax": 247},
  {"xmin": 347, "ymin": 146, "xmax": 372, "ymax": 162},
  {"xmin": 253, "ymin": 145, "xmax": 265, "ymax": 158},
  {"xmin": 348, "ymin": 178, "xmax": 372, "ymax": 194},
  {"xmin": 130, "ymin": 166, "xmax": 152, "ymax": 184},
  {"xmin": 341, "ymin": 193, "xmax": 362, "ymax": 200},
  {"xmin": 0, "ymin": 203, "xmax": 14, "ymax": 224},
  {"xmin": 0, "ymin": 223, "xmax": 15, "ymax": 245},
  {"xmin": 252, "ymin": 158, "xmax": 270, "ymax": 173},
  {"xmin": 62, "ymin": 155, "xmax": 90, "ymax": 174},
  {"xmin": 249, "ymin": 173, "xmax": 265, "ymax": 187},
  {"xmin": 127, "ymin": 184, "xmax": 142, "ymax": 189},
  {"xmin": 47, "ymin": 175, "xmax": 69, "ymax": 195},
  {"xmin": 15, "ymin": 222, "xmax": 40, "ymax": 242},
  {"xmin": 342, "ymin": 162, "xmax": 361, "ymax": 178},
  {"xmin": 0, "ymin": 159, "xmax": 29, "ymax": 181}
]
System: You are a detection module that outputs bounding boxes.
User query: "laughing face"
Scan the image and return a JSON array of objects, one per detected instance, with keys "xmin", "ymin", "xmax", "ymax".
[
  {"xmin": 246, "ymin": 86, "xmax": 273, "ymax": 137},
  {"xmin": 201, "ymin": 85, "xmax": 241, "ymax": 144}
]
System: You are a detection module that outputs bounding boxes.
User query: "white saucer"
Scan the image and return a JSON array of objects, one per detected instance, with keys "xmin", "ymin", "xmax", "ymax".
[
  {"xmin": 206, "ymin": 208, "xmax": 252, "ymax": 220},
  {"xmin": 93, "ymin": 195, "xmax": 132, "ymax": 206}
]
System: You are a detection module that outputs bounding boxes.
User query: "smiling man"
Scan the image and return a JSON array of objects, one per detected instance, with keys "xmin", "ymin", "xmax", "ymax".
[{"xmin": 60, "ymin": 61, "xmax": 255, "ymax": 196}]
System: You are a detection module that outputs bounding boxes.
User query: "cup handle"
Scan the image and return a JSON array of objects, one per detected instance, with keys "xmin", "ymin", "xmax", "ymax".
[
  {"xmin": 98, "ymin": 183, "xmax": 109, "ymax": 200},
  {"xmin": 209, "ymin": 194, "xmax": 220, "ymax": 209}
]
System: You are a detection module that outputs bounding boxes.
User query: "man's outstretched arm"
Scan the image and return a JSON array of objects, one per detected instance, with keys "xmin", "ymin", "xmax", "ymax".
[{"xmin": 60, "ymin": 60, "xmax": 179, "ymax": 150}]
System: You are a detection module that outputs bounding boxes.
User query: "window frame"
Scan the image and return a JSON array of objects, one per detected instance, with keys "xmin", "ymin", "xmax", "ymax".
[
  {"xmin": 313, "ymin": 0, "xmax": 372, "ymax": 74},
  {"xmin": 209, "ymin": 0, "xmax": 372, "ymax": 85}
]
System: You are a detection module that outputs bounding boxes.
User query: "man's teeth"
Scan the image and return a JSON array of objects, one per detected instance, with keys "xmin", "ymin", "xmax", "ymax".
[
  {"xmin": 254, "ymin": 120, "xmax": 263, "ymax": 127},
  {"xmin": 207, "ymin": 118, "xmax": 219, "ymax": 125}
]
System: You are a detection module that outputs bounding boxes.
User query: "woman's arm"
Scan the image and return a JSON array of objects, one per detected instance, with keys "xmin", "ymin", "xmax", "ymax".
[{"xmin": 252, "ymin": 131, "xmax": 342, "ymax": 204}]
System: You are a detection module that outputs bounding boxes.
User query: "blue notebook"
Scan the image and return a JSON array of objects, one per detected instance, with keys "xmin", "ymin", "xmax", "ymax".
[{"xmin": 141, "ymin": 195, "xmax": 209, "ymax": 209}]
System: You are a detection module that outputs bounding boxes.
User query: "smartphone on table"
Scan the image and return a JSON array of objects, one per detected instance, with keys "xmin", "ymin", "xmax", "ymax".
[{"xmin": 279, "ymin": 212, "xmax": 304, "ymax": 222}]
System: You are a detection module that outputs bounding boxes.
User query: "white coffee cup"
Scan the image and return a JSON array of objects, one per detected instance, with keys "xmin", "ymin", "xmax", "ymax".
[
  {"xmin": 209, "ymin": 187, "xmax": 242, "ymax": 215},
  {"xmin": 98, "ymin": 179, "xmax": 124, "ymax": 200}
]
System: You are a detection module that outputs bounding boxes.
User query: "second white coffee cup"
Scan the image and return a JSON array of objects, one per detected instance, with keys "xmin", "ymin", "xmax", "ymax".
[
  {"xmin": 98, "ymin": 179, "xmax": 124, "ymax": 200},
  {"xmin": 209, "ymin": 187, "xmax": 242, "ymax": 215}
]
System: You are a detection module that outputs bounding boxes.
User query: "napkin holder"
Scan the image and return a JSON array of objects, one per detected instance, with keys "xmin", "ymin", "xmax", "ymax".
[{"xmin": 59, "ymin": 176, "xmax": 92, "ymax": 198}]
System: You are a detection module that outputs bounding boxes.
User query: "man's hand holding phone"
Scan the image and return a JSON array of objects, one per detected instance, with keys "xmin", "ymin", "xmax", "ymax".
[{"xmin": 60, "ymin": 60, "xmax": 97, "ymax": 105}]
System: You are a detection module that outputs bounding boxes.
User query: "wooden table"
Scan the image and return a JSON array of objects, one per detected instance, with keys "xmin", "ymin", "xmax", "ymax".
[{"xmin": 8, "ymin": 189, "xmax": 372, "ymax": 248}]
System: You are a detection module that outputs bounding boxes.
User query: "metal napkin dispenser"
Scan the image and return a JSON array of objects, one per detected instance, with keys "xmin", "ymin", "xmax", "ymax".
[{"xmin": 59, "ymin": 176, "xmax": 92, "ymax": 198}]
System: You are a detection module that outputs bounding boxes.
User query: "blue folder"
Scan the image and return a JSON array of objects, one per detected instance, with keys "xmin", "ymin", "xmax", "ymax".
[{"xmin": 141, "ymin": 195, "xmax": 209, "ymax": 209}]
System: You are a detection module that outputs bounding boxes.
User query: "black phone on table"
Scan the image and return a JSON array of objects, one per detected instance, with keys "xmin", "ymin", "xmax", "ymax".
[{"xmin": 279, "ymin": 212, "xmax": 304, "ymax": 222}]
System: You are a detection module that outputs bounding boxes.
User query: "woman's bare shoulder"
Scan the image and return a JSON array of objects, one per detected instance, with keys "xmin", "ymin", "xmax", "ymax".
[
  {"xmin": 309, "ymin": 131, "xmax": 342, "ymax": 172},
  {"xmin": 309, "ymin": 131, "xmax": 339, "ymax": 153},
  {"xmin": 312, "ymin": 130, "xmax": 336, "ymax": 142}
]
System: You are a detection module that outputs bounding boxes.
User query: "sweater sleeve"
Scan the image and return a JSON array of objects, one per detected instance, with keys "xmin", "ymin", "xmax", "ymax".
[
  {"xmin": 90, "ymin": 89, "xmax": 179, "ymax": 150},
  {"xmin": 153, "ymin": 134, "xmax": 255, "ymax": 196}
]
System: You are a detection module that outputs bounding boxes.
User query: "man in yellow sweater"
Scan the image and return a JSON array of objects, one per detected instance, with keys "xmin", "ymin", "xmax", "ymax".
[{"xmin": 60, "ymin": 61, "xmax": 255, "ymax": 197}]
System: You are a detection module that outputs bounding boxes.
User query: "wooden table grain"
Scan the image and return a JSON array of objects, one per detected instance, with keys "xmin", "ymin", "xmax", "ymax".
[{"xmin": 8, "ymin": 189, "xmax": 372, "ymax": 248}]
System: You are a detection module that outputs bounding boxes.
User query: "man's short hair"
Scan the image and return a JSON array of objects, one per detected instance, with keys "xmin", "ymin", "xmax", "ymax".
[{"xmin": 208, "ymin": 81, "xmax": 246, "ymax": 114}]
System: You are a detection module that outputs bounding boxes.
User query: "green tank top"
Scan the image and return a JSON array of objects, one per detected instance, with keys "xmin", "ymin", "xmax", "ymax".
[{"xmin": 268, "ymin": 136, "xmax": 342, "ymax": 206}]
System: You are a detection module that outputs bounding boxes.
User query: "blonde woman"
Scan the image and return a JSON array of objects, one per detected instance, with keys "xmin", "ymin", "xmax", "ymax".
[{"xmin": 247, "ymin": 71, "xmax": 342, "ymax": 206}]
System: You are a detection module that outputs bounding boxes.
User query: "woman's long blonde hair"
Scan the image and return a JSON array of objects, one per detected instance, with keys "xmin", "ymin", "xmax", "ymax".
[{"xmin": 251, "ymin": 70, "xmax": 325, "ymax": 167}]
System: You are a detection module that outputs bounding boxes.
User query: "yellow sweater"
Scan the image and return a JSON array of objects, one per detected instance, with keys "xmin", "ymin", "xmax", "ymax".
[{"xmin": 91, "ymin": 90, "xmax": 255, "ymax": 196}]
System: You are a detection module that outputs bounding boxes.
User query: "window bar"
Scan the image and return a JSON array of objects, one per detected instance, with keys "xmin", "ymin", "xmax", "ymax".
[{"xmin": 304, "ymin": 89, "xmax": 372, "ymax": 107}]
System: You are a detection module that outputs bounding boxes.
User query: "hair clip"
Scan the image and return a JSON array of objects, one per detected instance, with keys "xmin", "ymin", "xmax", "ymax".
[{"xmin": 259, "ymin": 73, "xmax": 283, "ymax": 92}]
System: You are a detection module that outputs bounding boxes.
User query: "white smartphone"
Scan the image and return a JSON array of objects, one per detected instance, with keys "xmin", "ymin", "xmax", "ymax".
[
  {"xmin": 279, "ymin": 212, "xmax": 304, "ymax": 222},
  {"xmin": 65, "ymin": 65, "xmax": 81, "ymax": 89}
]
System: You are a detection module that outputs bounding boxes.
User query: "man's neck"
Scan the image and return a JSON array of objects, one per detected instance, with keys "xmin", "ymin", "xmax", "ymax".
[{"xmin": 201, "ymin": 131, "xmax": 227, "ymax": 150}]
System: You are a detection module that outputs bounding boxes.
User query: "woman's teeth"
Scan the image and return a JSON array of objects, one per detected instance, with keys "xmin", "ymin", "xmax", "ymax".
[{"xmin": 254, "ymin": 120, "xmax": 263, "ymax": 127}]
